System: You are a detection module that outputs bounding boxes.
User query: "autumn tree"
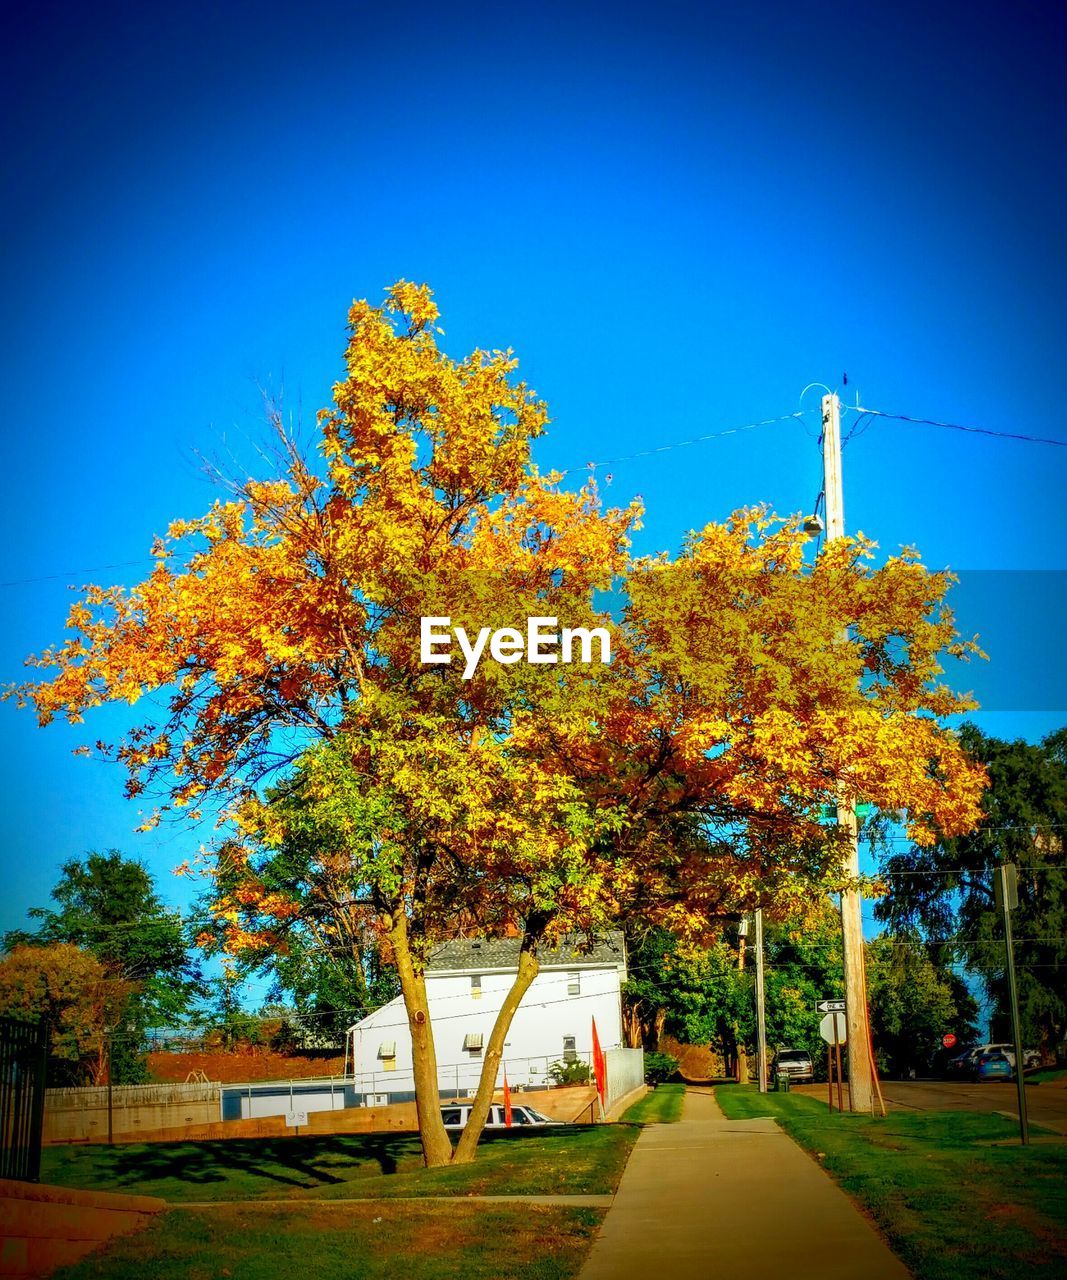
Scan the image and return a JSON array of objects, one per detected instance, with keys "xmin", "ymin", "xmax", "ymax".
[
  {"xmin": 14, "ymin": 282, "xmax": 986, "ymax": 1165},
  {"xmin": 0, "ymin": 943, "xmax": 133, "ymax": 1085},
  {"xmin": 5, "ymin": 850, "xmax": 202, "ymax": 1081}
]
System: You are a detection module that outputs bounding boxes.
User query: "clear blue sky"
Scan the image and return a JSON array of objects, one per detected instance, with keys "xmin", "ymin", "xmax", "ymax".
[{"xmin": 1, "ymin": 0, "xmax": 1064, "ymax": 940}]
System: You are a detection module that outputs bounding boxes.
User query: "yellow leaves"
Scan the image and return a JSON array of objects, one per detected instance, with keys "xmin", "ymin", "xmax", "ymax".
[
  {"xmin": 385, "ymin": 279, "xmax": 440, "ymax": 329},
  {"xmin": 11, "ymin": 277, "xmax": 990, "ymax": 968}
]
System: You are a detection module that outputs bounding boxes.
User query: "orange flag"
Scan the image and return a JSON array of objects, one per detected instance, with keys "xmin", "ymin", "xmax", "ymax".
[
  {"xmin": 591, "ymin": 1017, "xmax": 607, "ymax": 1105},
  {"xmin": 503, "ymin": 1067, "xmax": 513, "ymax": 1127}
]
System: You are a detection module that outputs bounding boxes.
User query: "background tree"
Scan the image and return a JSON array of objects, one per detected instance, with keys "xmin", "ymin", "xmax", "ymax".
[
  {"xmin": 623, "ymin": 926, "xmax": 752, "ymax": 1073},
  {"xmin": 5, "ymin": 850, "xmax": 202, "ymax": 1082},
  {"xmin": 760, "ymin": 899, "xmax": 845, "ymax": 1074},
  {"xmin": 621, "ymin": 927, "xmax": 679, "ymax": 1049},
  {"xmin": 876, "ymin": 723, "xmax": 1066, "ymax": 1056},
  {"xmin": 865, "ymin": 933, "xmax": 978, "ymax": 1076},
  {"xmin": 0, "ymin": 943, "xmax": 133, "ymax": 1084},
  {"xmin": 623, "ymin": 899, "xmax": 977, "ymax": 1083},
  {"xmin": 16, "ymin": 282, "xmax": 986, "ymax": 1165},
  {"xmin": 196, "ymin": 814, "xmax": 399, "ymax": 1048}
]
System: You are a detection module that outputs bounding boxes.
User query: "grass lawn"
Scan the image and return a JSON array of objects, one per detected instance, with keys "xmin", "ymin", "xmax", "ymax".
[
  {"xmin": 42, "ymin": 1123, "xmax": 637, "ymax": 1204},
  {"xmin": 51, "ymin": 1201, "xmax": 602, "ymax": 1280},
  {"xmin": 715, "ymin": 1084, "xmax": 1067, "ymax": 1280},
  {"xmin": 619, "ymin": 1082, "xmax": 685, "ymax": 1124}
]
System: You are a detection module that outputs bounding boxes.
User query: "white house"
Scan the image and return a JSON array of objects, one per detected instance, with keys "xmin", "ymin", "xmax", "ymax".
[{"xmin": 346, "ymin": 932, "xmax": 628, "ymax": 1105}]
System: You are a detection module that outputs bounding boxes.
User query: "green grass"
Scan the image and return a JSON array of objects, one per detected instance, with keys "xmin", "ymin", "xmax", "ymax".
[
  {"xmin": 51, "ymin": 1201, "xmax": 602, "ymax": 1280},
  {"xmin": 41, "ymin": 1124, "xmax": 638, "ymax": 1204},
  {"xmin": 715, "ymin": 1084, "xmax": 1067, "ymax": 1280},
  {"xmin": 1029, "ymin": 1066, "xmax": 1067, "ymax": 1084},
  {"xmin": 619, "ymin": 1082, "xmax": 685, "ymax": 1124}
]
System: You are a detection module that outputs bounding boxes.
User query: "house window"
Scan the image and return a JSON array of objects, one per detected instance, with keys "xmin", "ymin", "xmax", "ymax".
[
  {"xmin": 562, "ymin": 1035, "xmax": 577, "ymax": 1063},
  {"xmin": 464, "ymin": 1032, "xmax": 484, "ymax": 1056},
  {"xmin": 471, "ymin": 975, "xmax": 482, "ymax": 1000},
  {"xmin": 378, "ymin": 1040, "xmax": 396, "ymax": 1071},
  {"xmin": 567, "ymin": 972, "xmax": 581, "ymax": 996}
]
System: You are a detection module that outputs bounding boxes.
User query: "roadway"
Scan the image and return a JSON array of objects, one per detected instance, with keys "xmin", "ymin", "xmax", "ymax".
[{"xmin": 794, "ymin": 1078, "xmax": 1067, "ymax": 1135}]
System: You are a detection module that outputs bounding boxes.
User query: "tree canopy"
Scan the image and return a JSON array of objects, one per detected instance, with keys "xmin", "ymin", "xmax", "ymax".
[
  {"xmin": 14, "ymin": 282, "xmax": 987, "ymax": 1162},
  {"xmin": 877, "ymin": 723, "xmax": 1066, "ymax": 1054},
  {"xmin": 4, "ymin": 850, "xmax": 203, "ymax": 1082},
  {"xmin": 0, "ymin": 942, "xmax": 133, "ymax": 1085}
]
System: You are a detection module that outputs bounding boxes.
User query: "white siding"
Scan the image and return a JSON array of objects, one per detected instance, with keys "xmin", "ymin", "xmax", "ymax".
[{"xmin": 349, "ymin": 963, "xmax": 625, "ymax": 1098}]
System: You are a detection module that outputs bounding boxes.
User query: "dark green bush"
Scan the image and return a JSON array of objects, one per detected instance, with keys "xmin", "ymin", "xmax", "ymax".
[{"xmin": 643, "ymin": 1051, "xmax": 679, "ymax": 1085}]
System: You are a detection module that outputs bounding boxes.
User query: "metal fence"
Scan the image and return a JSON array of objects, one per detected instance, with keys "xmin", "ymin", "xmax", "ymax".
[
  {"xmin": 0, "ymin": 1015, "xmax": 48, "ymax": 1181},
  {"xmin": 603, "ymin": 1047, "xmax": 644, "ymax": 1112}
]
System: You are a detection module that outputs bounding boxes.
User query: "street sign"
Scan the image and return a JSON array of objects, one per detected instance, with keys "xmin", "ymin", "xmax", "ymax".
[
  {"xmin": 816, "ymin": 999, "xmax": 846, "ymax": 1014},
  {"xmin": 942, "ymin": 1033, "xmax": 958, "ymax": 1049},
  {"xmin": 818, "ymin": 803, "xmax": 875, "ymax": 823},
  {"xmin": 819, "ymin": 1013, "xmax": 847, "ymax": 1045},
  {"xmin": 994, "ymin": 863, "xmax": 1018, "ymax": 912},
  {"xmin": 285, "ymin": 1111, "xmax": 308, "ymax": 1128}
]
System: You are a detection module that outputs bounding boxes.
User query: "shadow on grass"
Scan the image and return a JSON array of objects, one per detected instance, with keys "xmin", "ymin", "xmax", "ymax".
[
  {"xmin": 55, "ymin": 1132, "xmax": 426, "ymax": 1194},
  {"xmin": 46, "ymin": 1123, "xmax": 628, "ymax": 1199}
]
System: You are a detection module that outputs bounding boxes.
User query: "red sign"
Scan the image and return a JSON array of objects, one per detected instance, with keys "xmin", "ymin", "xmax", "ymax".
[{"xmin": 942, "ymin": 1033, "xmax": 957, "ymax": 1049}]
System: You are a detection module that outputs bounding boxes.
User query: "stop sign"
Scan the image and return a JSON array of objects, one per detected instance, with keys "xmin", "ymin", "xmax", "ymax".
[{"xmin": 942, "ymin": 1033, "xmax": 957, "ymax": 1049}]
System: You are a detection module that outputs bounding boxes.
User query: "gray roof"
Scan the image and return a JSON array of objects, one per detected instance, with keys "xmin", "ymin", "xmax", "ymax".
[{"xmin": 427, "ymin": 930, "xmax": 626, "ymax": 974}]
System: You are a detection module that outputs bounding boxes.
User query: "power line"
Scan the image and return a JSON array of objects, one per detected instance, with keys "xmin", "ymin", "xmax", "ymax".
[
  {"xmin": 872, "ymin": 865, "xmax": 1067, "ymax": 876},
  {"xmin": 0, "ymin": 559, "xmax": 154, "ymax": 589},
  {"xmin": 3, "ymin": 395, "xmax": 1064, "ymax": 591},
  {"xmin": 556, "ymin": 412, "xmax": 810, "ymax": 475},
  {"xmin": 851, "ymin": 405, "xmax": 1067, "ymax": 449}
]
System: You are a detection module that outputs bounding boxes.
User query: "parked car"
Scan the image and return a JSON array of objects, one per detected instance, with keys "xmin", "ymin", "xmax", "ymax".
[
  {"xmin": 970, "ymin": 1043, "xmax": 1040, "ymax": 1074},
  {"xmin": 772, "ymin": 1049, "xmax": 814, "ymax": 1083},
  {"xmin": 975, "ymin": 1051, "xmax": 1014, "ymax": 1081},
  {"xmin": 946, "ymin": 1046, "xmax": 982, "ymax": 1078},
  {"xmin": 440, "ymin": 1102, "xmax": 562, "ymax": 1130}
]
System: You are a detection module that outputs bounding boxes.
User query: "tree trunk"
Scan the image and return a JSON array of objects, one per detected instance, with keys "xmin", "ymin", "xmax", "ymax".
[
  {"xmin": 621, "ymin": 1002, "xmax": 641, "ymax": 1049},
  {"xmin": 388, "ymin": 913, "xmax": 453, "ymax": 1168},
  {"xmin": 452, "ymin": 938, "xmax": 541, "ymax": 1165}
]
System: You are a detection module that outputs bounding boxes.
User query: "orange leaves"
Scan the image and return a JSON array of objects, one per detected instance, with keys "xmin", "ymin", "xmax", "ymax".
[{"xmin": 9, "ymin": 279, "xmax": 990, "ymax": 970}]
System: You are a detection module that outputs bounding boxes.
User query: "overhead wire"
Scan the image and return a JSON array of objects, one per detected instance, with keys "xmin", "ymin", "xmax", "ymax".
[
  {"xmin": 556, "ymin": 410, "xmax": 810, "ymax": 477},
  {"xmin": 848, "ymin": 405, "xmax": 1067, "ymax": 449},
  {"xmin": 3, "ymin": 396, "xmax": 1064, "ymax": 590}
]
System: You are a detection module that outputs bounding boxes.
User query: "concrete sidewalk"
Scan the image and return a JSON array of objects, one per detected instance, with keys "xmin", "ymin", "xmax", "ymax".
[{"xmin": 579, "ymin": 1086, "xmax": 911, "ymax": 1279}]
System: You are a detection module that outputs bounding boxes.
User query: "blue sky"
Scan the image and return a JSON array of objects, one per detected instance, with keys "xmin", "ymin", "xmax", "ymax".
[{"xmin": 1, "ymin": 1, "xmax": 1064, "ymax": 944}]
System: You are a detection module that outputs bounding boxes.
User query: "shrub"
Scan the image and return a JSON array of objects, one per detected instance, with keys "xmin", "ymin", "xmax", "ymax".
[
  {"xmin": 644, "ymin": 1051, "xmax": 679, "ymax": 1085},
  {"xmin": 548, "ymin": 1059, "xmax": 592, "ymax": 1085}
]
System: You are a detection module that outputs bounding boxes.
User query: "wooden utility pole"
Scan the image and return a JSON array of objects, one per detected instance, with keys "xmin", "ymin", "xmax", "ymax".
[
  {"xmin": 822, "ymin": 391, "xmax": 875, "ymax": 1114},
  {"xmin": 996, "ymin": 864, "xmax": 1029, "ymax": 1144},
  {"xmin": 736, "ymin": 917, "xmax": 749, "ymax": 1084},
  {"xmin": 754, "ymin": 908, "xmax": 768, "ymax": 1093}
]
